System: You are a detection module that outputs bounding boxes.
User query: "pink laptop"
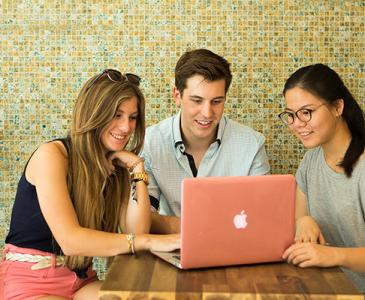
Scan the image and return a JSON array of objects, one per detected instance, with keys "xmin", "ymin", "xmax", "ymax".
[{"xmin": 153, "ymin": 174, "xmax": 296, "ymax": 269}]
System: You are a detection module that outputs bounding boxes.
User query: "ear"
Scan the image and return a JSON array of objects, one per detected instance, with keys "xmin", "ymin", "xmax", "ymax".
[
  {"xmin": 173, "ymin": 87, "xmax": 182, "ymax": 107},
  {"xmin": 334, "ymin": 99, "xmax": 344, "ymax": 117}
]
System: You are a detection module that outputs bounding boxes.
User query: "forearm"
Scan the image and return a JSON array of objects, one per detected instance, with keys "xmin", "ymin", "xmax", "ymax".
[
  {"xmin": 125, "ymin": 181, "xmax": 151, "ymax": 234},
  {"xmin": 59, "ymin": 227, "xmax": 152, "ymax": 257},
  {"xmin": 335, "ymin": 247, "xmax": 365, "ymax": 273},
  {"xmin": 124, "ymin": 161, "xmax": 151, "ymax": 233},
  {"xmin": 295, "ymin": 186, "xmax": 309, "ymax": 220},
  {"xmin": 150, "ymin": 212, "xmax": 180, "ymax": 234}
]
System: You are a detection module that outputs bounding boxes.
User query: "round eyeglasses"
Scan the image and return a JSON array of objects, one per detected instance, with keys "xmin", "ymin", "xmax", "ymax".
[
  {"xmin": 278, "ymin": 103, "xmax": 326, "ymax": 125},
  {"xmin": 86, "ymin": 69, "xmax": 141, "ymax": 91}
]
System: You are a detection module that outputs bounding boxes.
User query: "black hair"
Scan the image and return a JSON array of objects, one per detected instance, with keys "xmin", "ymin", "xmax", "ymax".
[{"xmin": 283, "ymin": 63, "xmax": 365, "ymax": 177}]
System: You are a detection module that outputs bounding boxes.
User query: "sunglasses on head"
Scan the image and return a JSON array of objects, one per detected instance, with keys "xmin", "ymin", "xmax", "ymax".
[{"xmin": 86, "ymin": 69, "xmax": 141, "ymax": 91}]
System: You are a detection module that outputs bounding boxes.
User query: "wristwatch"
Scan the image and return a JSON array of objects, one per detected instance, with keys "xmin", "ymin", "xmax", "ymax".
[{"xmin": 131, "ymin": 171, "xmax": 149, "ymax": 185}]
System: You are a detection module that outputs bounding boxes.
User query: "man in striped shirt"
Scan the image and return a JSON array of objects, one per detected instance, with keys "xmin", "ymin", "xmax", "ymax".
[{"xmin": 141, "ymin": 49, "xmax": 270, "ymax": 233}]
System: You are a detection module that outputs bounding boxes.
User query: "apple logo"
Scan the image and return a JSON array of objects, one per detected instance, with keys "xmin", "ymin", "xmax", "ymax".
[{"xmin": 233, "ymin": 210, "xmax": 248, "ymax": 229}]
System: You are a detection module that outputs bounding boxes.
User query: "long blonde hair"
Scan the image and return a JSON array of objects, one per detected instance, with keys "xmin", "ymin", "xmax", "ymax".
[{"xmin": 65, "ymin": 72, "xmax": 145, "ymax": 269}]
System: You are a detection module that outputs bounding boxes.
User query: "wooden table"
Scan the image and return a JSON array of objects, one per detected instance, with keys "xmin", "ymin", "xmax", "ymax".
[{"xmin": 99, "ymin": 251, "xmax": 363, "ymax": 300}]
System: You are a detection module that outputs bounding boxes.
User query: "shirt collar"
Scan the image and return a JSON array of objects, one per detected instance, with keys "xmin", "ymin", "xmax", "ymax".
[
  {"xmin": 173, "ymin": 110, "xmax": 184, "ymax": 147},
  {"xmin": 173, "ymin": 110, "xmax": 226, "ymax": 148}
]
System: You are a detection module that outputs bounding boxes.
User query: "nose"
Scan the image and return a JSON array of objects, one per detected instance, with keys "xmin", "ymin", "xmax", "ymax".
[
  {"xmin": 201, "ymin": 102, "xmax": 213, "ymax": 118},
  {"xmin": 117, "ymin": 117, "xmax": 131, "ymax": 133}
]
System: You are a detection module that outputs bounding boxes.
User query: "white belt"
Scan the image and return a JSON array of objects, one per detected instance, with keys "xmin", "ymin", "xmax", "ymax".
[{"xmin": 5, "ymin": 251, "xmax": 65, "ymax": 270}]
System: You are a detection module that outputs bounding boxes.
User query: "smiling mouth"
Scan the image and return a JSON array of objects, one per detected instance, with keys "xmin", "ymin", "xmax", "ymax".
[
  {"xmin": 196, "ymin": 120, "xmax": 212, "ymax": 126},
  {"xmin": 110, "ymin": 132, "xmax": 128, "ymax": 141},
  {"xmin": 298, "ymin": 132, "xmax": 312, "ymax": 136}
]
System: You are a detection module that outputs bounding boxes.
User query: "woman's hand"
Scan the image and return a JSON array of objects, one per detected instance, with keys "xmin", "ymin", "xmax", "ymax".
[
  {"xmin": 283, "ymin": 242, "xmax": 340, "ymax": 268},
  {"xmin": 295, "ymin": 216, "xmax": 325, "ymax": 244},
  {"xmin": 147, "ymin": 234, "xmax": 181, "ymax": 252},
  {"xmin": 109, "ymin": 151, "xmax": 143, "ymax": 172}
]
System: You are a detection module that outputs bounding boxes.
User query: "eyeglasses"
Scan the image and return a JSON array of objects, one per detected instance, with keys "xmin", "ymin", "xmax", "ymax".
[
  {"xmin": 278, "ymin": 103, "xmax": 327, "ymax": 125},
  {"xmin": 86, "ymin": 69, "xmax": 141, "ymax": 91}
]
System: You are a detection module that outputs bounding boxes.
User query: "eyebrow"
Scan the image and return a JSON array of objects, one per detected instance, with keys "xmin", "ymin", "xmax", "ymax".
[
  {"xmin": 285, "ymin": 104, "xmax": 315, "ymax": 112},
  {"xmin": 116, "ymin": 109, "xmax": 138, "ymax": 115},
  {"xmin": 189, "ymin": 95, "xmax": 225, "ymax": 101},
  {"xmin": 189, "ymin": 95, "xmax": 204, "ymax": 100}
]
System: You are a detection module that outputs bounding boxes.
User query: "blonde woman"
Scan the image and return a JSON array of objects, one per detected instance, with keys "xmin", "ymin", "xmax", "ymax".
[{"xmin": 0, "ymin": 69, "xmax": 180, "ymax": 300}]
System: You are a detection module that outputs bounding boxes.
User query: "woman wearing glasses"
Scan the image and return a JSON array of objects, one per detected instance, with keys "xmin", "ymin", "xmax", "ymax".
[
  {"xmin": 0, "ymin": 70, "xmax": 180, "ymax": 299},
  {"xmin": 279, "ymin": 64, "xmax": 365, "ymax": 292}
]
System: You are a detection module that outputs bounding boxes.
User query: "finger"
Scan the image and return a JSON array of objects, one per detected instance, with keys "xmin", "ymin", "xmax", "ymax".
[
  {"xmin": 319, "ymin": 233, "xmax": 326, "ymax": 245},
  {"xmin": 109, "ymin": 151, "xmax": 128, "ymax": 164},
  {"xmin": 298, "ymin": 258, "xmax": 315, "ymax": 268},
  {"xmin": 286, "ymin": 252, "xmax": 298, "ymax": 264},
  {"xmin": 283, "ymin": 242, "xmax": 306, "ymax": 258},
  {"xmin": 291, "ymin": 253, "xmax": 311, "ymax": 266},
  {"xmin": 112, "ymin": 157, "xmax": 129, "ymax": 168},
  {"xmin": 287, "ymin": 245, "xmax": 313, "ymax": 265},
  {"xmin": 112, "ymin": 158, "xmax": 123, "ymax": 167},
  {"xmin": 282, "ymin": 245, "xmax": 296, "ymax": 259},
  {"xmin": 302, "ymin": 233, "xmax": 319, "ymax": 244},
  {"xmin": 108, "ymin": 151, "xmax": 119, "ymax": 160},
  {"xmin": 299, "ymin": 234, "xmax": 311, "ymax": 243},
  {"xmin": 286, "ymin": 249, "xmax": 299, "ymax": 264},
  {"xmin": 286, "ymin": 246, "xmax": 309, "ymax": 264},
  {"xmin": 309, "ymin": 235, "xmax": 319, "ymax": 244},
  {"xmin": 304, "ymin": 235, "xmax": 317, "ymax": 243},
  {"xmin": 294, "ymin": 237, "xmax": 304, "ymax": 243}
]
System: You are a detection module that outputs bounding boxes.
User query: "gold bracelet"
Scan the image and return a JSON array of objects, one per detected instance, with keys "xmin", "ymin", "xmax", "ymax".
[
  {"xmin": 130, "ymin": 171, "xmax": 149, "ymax": 185},
  {"xmin": 126, "ymin": 233, "xmax": 135, "ymax": 254},
  {"xmin": 128, "ymin": 157, "xmax": 145, "ymax": 172}
]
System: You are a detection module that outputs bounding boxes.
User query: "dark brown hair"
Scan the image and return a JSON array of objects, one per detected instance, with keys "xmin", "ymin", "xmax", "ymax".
[{"xmin": 175, "ymin": 49, "xmax": 232, "ymax": 95}]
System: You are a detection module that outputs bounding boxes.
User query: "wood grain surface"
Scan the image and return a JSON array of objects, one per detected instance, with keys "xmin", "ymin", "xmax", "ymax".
[{"xmin": 99, "ymin": 251, "xmax": 363, "ymax": 300}]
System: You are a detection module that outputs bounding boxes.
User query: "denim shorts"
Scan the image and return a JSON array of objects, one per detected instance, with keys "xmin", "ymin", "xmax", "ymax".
[{"xmin": 0, "ymin": 244, "xmax": 98, "ymax": 300}]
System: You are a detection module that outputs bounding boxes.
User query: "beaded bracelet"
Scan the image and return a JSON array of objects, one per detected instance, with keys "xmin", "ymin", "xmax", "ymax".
[
  {"xmin": 126, "ymin": 233, "xmax": 135, "ymax": 254},
  {"xmin": 128, "ymin": 157, "xmax": 145, "ymax": 173}
]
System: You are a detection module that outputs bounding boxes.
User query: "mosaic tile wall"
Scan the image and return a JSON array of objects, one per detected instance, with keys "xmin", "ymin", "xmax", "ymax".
[{"xmin": 1, "ymin": 1, "xmax": 365, "ymax": 277}]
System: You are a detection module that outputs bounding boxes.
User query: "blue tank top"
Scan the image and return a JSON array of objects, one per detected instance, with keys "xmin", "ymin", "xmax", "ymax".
[{"xmin": 5, "ymin": 139, "xmax": 69, "ymax": 255}]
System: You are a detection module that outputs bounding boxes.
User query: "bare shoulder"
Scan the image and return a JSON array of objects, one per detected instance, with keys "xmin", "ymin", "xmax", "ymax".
[
  {"xmin": 26, "ymin": 140, "xmax": 69, "ymax": 184},
  {"xmin": 34, "ymin": 141, "xmax": 68, "ymax": 162}
]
